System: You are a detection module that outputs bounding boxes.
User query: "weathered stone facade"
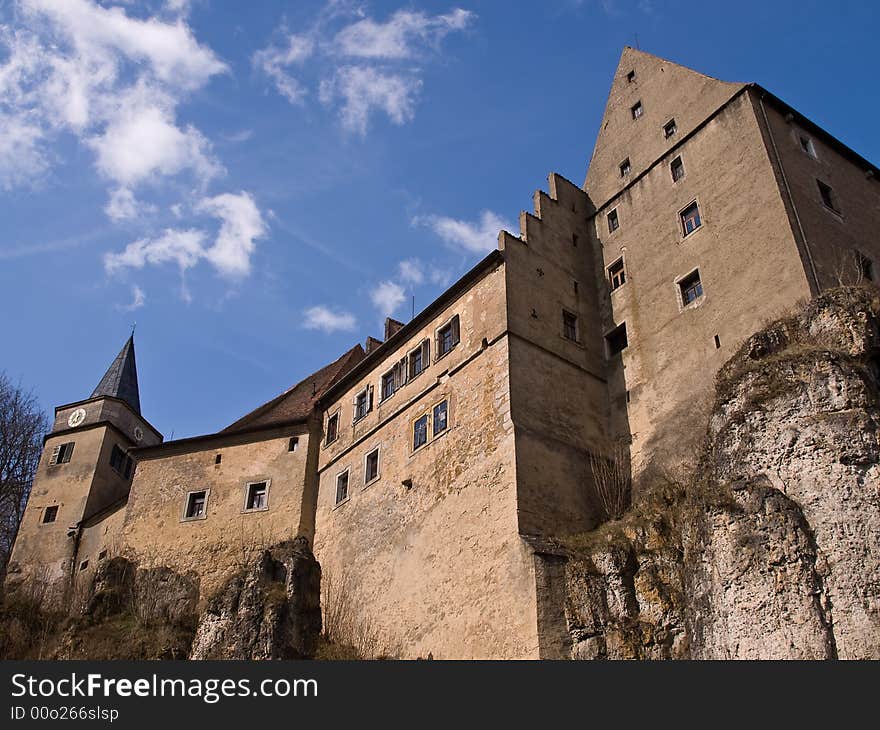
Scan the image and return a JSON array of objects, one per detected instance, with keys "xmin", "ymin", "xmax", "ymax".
[{"xmin": 7, "ymin": 48, "xmax": 879, "ymax": 659}]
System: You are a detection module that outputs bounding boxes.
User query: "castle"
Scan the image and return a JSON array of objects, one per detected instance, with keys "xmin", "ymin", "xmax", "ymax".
[{"xmin": 7, "ymin": 48, "xmax": 880, "ymax": 659}]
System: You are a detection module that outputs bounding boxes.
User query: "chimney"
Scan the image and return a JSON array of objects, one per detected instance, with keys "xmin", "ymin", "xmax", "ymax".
[{"xmin": 384, "ymin": 317, "xmax": 405, "ymax": 341}]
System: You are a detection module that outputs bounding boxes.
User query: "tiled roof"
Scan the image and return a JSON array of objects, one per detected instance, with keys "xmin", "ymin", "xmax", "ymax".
[{"xmin": 221, "ymin": 344, "xmax": 364, "ymax": 434}]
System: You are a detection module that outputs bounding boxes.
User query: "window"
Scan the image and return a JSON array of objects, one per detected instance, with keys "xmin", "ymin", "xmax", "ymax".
[
  {"xmin": 353, "ymin": 387, "xmax": 372, "ymax": 423},
  {"xmin": 335, "ymin": 470, "xmax": 349, "ymax": 504},
  {"xmin": 856, "ymin": 251, "xmax": 874, "ymax": 282},
  {"xmin": 99, "ymin": 550, "xmax": 108, "ymax": 560},
  {"xmin": 663, "ymin": 119, "xmax": 677, "ymax": 139},
  {"xmin": 433, "ymin": 400, "xmax": 448, "ymax": 436},
  {"xmin": 714, "ymin": 335, "xmax": 722, "ymax": 349},
  {"xmin": 49, "ymin": 442, "xmax": 74, "ymax": 466},
  {"xmin": 799, "ymin": 135, "xmax": 817, "ymax": 158},
  {"xmin": 413, "ymin": 414, "xmax": 428, "ymax": 450},
  {"xmin": 607, "ymin": 209, "xmax": 619, "ymax": 233},
  {"xmin": 215, "ymin": 454, "xmax": 222, "ymax": 465},
  {"xmin": 631, "ymin": 101, "xmax": 643, "ymax": 119},
  {"xmin": 562, "ymin": 311, "xmax": 578, "ymax": 342},
  {"xmin": 680, "ymin": 201, "xmax": 702, "ymax": 236},
  {"xmin": 185, "ymin": 490, "xmax": 207, "ymax": 519},
  {"xmin": 109, "ymin": 444, "xmax": 133, "ymax": 479},
  {"xmin": 79, "ymin": 560, "xmax": 89, "ymax": 572},
  {"xmin": 572, "ymin": 233, "xmax": 579, "ymax": 247},
  {"xmin": 325, "ymin": 412, "xmax": 339, "ymax": 444},
  {"xmin": 626, "ymin": 70, "xmax": 636, "ymax": 83},
  {"xmin": 679, "ymin": 269, "xmax": 704, "ymax": 306},
  {"xmin": 619, "ymin": 158, "xmax": 631, "ymax": 177},
  {"xmin": 42, "ymin": 505, "xmax": 58, "ymax": 524},
  {"xmin": 288, "ymin": 437, "xmax": 299, "ymax": 452},
  {"xmin": 436, "ymin": 316, "xmax": 460, "ymax": 358},
  {"xmin": 817, "ymin": 180, "xmax": 840, "ymax": 213},
  {"xmin": 670, "ymin": 156, "xmax": 685, "ymax": 182},
  {"xmin": 408, "ymin": 338, "xmax": 431, "ymax": 378},
  {"xmin": 608, "ymin": 258, "xmax": 626, "ymax": 291},
  {"xmin": 381, "ymin": 370, "xmax": 396, "ymax": 400},
  {"xmin": 606, "ymin": 323, "xmax": 628, "ymax": 356},
  {"xmin": 365, "ymin": 448, "xmax": 379, "ymax": 484},
  {"xmin": 245, "ymin": 481, "xmax": 268, "ymax": 511}
]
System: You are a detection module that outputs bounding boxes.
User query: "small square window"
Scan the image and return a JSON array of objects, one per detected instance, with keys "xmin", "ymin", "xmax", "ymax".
[
  {"xmin": 335, "ymin": 470, "xmax": 349, "ymax": 504},
  {"xmin": 670, "ymin": 156, "xmax": 685, "ymax": 182},
  {"xmin": 433, "ymin": 400, "xmax": 448, "ymax": 436},
  {"xmin": 631, "ymin": 101, "xmax": 643, "ymax": 119},
  {"xmin": 326, "ymin": 413, "xmax": 339, "ymax": 445},
  {"xmin": 214, "ymin": 453, "xmax": 222, "ymax": 465},
  {"xmin": 619, "ymin": 158, "xmax": 631, "ymax": 177},
  {"xmin": 608, "ymin": 258, "xmax": 626, "ymax": 291},
  {"xmin": 365, "ymin": 448, "xmax": 379, "ymax": 483},
  {"xmin": 245, "ymin": 481, "xmax": 268, "ymax": 511},
  {"xmin": 800, "ymin": 135, "xmax": 817, "ymax": 158},
  {"xmin": 626, "ymin": 70, "xmax": 636, "ymax": 83},
  {"xmin": 437, "ymin": 316, "xmax": 460, "ymax": 358},
  {"xmin": 606, "ymin": 323, "xmax": 628, "ymax": 356},
  {"xmin": 413, "ymin": 414, "xmax": 428, "ymax": 450},
  {"xmin": 679, "ymin": 269, "xmax": 704, "ymax": 306},
  {"xmin": 288, "ymin": 437, "xmax": 299, "ymax": 452},
  {"xmin": 562, "ymin": 311, "xmax": 578, "ymax": 342},
  {"xmin": 42, "ymin": 505, "xmax": 58, "ymax": 524},
  {"xmin": 607, "ymin": 209, "xmax": 619, "ymax": 233},
  {"xmin": 185, "ymin": 491, "xmax": 207, "ymax": 519},
  {"xmin": 817, "ymin": 180, "xmax": 839, "ymax": 213},
  {"xmin": 49, "ymin": 442, "xmax": 75, "ymax": 466},
  {"xmin": 663, "ymin": 119, "xmax": 677, "ymax": 139},
  {"xmin": 680, "ymin": 201, "xmax": 702, "ymax": 236}
]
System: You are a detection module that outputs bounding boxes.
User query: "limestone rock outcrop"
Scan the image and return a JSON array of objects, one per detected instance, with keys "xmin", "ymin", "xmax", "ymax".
[
  {"xmin": 563, "ymin": 287, "xmax": 880, "ymax": 659},
  {"xmin": 189, "ymin": 537, "xmax": 322, "ymax": 660}
]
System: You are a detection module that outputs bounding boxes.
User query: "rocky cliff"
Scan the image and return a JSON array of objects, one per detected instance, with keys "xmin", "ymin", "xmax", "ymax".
[{"xmin": 562, "ymin": 287, "xmax": 880, "ymax": 659}]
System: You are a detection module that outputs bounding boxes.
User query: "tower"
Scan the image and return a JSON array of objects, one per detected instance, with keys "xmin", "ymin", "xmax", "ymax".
[{"xmin": 5, "ymin": 336, "xmax": 162, "ymax": 603}]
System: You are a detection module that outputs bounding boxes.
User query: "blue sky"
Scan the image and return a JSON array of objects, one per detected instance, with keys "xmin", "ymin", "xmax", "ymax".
[{"xmin": 1, "ymin": 0, "xmax": 878, "ymax": 439}]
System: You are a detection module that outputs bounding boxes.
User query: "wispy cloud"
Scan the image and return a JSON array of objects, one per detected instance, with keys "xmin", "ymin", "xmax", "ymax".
[
  {"xmin": 117, "ymin": 284, "xmax": 146, "ymax": 312},
  {"xmin": 253, "ymin": 6, "xmax": 475, "ymax": 134},
  {"xmin": 104, "ymin": 191, "xmax": 267, "ymax": 287},
  {"xmin": 370, "ymin": 279, "xmax": 406, "ymax": 318},
  {"xmin": 303, "ymin": 305, "xmax": 357, "ymax": 333},
  {"xmin": 397, "ymin": 258, "xmax": 424, "ymax": 285},
  {"xmin": 414, "ymin": 210, "xmax": 512, "ymax": 254}
]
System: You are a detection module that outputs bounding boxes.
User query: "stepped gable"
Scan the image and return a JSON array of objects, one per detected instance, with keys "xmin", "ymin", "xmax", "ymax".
[{"xmin": 222, "ymin": 344, "xmax": 364, "ymax": 434}]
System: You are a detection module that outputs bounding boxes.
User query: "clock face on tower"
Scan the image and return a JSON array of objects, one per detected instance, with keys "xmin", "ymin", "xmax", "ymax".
[
  {"xmin": 134, "ymin": 426, "xmax": 144, "ymax": 442},
  {"xmin": 68, "ymin": 408, "xmax": 86, "ymax": 428}
]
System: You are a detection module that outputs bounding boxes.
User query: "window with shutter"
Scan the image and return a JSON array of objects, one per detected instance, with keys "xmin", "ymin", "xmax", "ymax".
[
  {"xmin": 50, "ymin": 442, "xmax": 75, "ymax": 465},
  {"xmin": 437, "ymin": 315, "xmax": 460, "ymax": 358}
]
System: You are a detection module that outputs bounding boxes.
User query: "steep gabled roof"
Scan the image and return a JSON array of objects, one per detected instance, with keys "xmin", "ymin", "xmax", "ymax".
[
  {"xmin": 583, "ymin": 47, "xmax": 745, "ymax": 205},
  {"xmin": 90, "ymin": 335, "xmax": 141, "ymax": 414},
  {"xmin": 221, "ymin": 344, "xmax": 365, "ymax": 434}
]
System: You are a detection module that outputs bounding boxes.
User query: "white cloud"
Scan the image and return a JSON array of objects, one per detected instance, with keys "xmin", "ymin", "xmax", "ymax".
[
  {"xmin": 320, "ymin": 66, "xmax": 420, "ymax": 135},
  {"xmin": 117, "ymin": 284, "xmax": 146, "ymax": 311},
  {"xmin": 252, "ymin": 32, "xmax": 314, "ymax": 104},
  {"xmin": 198, "ymin": 191, "xmax": 267, "ymax": 279},
  {"xmin": 104, "ymin": 228, "xmax": 207, "ymax": 274},
  {"xmin": 87, "ymin": 82, "xmax": 221, "ymax": 187},
  {"xmin": 255, "ymin": 6, "xmax": 474, "ymax": 133},
  {"xmin": 397, "ymin": 258, "xmax": 424, "ymax": 285},
  {"xmin": 303, "ymin": 305, "xmax": 357, "ymax": 333},
  {"xmin": 104, "ymin": 191, "xmax": 267, "ymax": 285},
  {"xmin": 104, "ymin": 187, "xmax": 157, "ymax": 221},
  {"xmin": 370, "ymin": 279, "xmax": 406, "ymax": 318},
  {"xmin": 0, "ymin": 1, "xmax": 226, "ymax": 197},
  {"xmin": 334, "ymin": 8, "xmax": 474, "ymax": 59},
  {"xmin": 0, "ymin": 112, "xmax": 49, "ymax": 189},
  {"xmin": 415, "ymin": 210, "xmax": 512, "ymax": 254}
]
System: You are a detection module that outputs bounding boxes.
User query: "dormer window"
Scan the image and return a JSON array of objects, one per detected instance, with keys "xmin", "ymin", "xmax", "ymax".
[
  {"xmin": 619, "ymin": 158, "xmax": 631, "ymax": 177},
  {"xmin": 631, "ymin": 101, "xmax": 643, "ymax": 119}
]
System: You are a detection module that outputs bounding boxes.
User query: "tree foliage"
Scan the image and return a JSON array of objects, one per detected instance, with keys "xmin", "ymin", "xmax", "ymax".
[{"xmin": 0, "ymin": 372, "xmax": 48, "ymax": 570}]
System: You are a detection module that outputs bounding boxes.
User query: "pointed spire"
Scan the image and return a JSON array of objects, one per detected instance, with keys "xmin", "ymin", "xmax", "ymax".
[{"xmin": 91, "ymin": 336, "xmax": 141, "ymax": 414}]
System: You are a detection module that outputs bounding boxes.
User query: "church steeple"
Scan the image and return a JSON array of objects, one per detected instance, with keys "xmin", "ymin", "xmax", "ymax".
[{"xmin": 91, "ymin": 335, "xmax": 141, "ymax": 414}]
